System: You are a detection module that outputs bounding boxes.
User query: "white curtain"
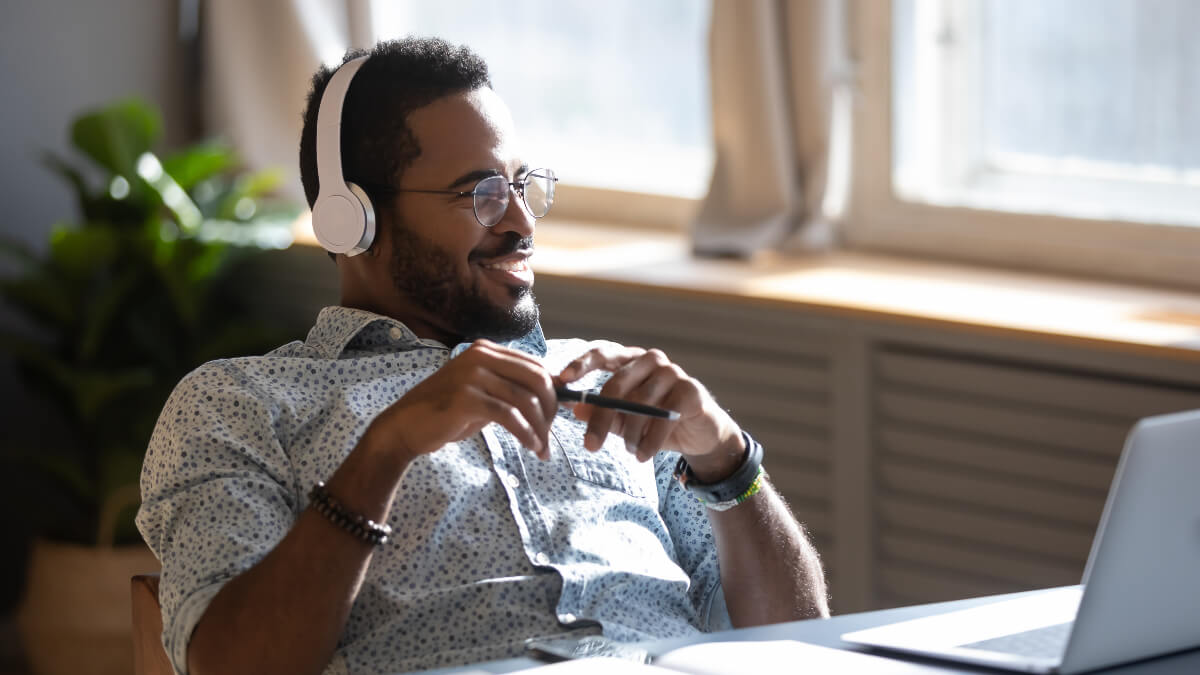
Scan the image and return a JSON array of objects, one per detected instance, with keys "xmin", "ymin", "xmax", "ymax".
[
  {"xmin": 202, "ymin": 0, "xmax": 852, "ymax": 251},
  {"xmin": 692, "ymin": 0, "xmax": 855, "ymax": 257},
  {"xmin": 203, "ymin": 0, "xmax": 371, "ymax": 202}
]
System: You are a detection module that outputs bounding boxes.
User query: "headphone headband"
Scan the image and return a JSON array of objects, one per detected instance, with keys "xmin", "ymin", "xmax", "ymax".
[{"xmin": 312, "ymin": 56, "xmax": 376, "ymax": 256}]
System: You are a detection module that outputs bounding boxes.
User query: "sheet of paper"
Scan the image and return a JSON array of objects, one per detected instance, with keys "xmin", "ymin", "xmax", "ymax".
[
  {"xmin": 652, "ymin": 640, "xmax": 932, "ymax": 674},
  {"xmin": 509, "ymin": 657, "xmax": 677, "ymax": 674}
]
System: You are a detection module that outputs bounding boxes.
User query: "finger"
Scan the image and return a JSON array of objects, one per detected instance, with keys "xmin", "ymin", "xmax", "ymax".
[
  {"xmin": 468, "ymin": 384, "xmax": 545, "ymax": 458},
  {"xmin": 635, "ymin": 417, "xmax": 676, "ymax": 463},
  {"xmin": 581, "ymin": 348, "xmax": 670, "ymax": 452},
  {"xmin": 471, "ymin": 338, "xmax": 548, "ymax": 369},
  {"xmin": 567, "ymin": 403, "xmax": 627, "ymax": 436},
  {"xmin": 464, "ymin": 341, "xmax": 558, "ymax": 424},
  {"xmin": 634, "ymin": 382, "xmax": 692, "ymax": 462},
  {"xmin": 616, "ymin": 366, "xmax": 682, "ymax": 457},
  {"xmin": 475, "ymin": 370, "xmax": 551, "ymax": 458},
  {"xmin": 559, "ymin": 343, "xmax": 646, "ymax": 383}
]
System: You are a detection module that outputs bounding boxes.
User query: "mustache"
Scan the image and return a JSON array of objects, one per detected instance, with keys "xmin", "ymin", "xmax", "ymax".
[{"xmin": 468, "ymin": 233, "xmax": 534, "ymax": 262}]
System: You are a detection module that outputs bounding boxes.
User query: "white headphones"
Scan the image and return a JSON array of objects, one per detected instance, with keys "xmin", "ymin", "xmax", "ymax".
[{"xmin": 311, "ymin": 56, "xmax": 376, "ymax": 256}]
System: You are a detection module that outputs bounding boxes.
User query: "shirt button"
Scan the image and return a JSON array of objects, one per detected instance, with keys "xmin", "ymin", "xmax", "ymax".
[
  {"xmin": 561, "ymin": 613, "xmax": 577, "ymax": 624},
  {"xmin": 388, "ymin": 326, "xmax": 403, "ymax": 340},
  {"xmin": 504, "ymin": 473, "xmax": 520, "ymax": 489},
  {"xmin": 534, "ymin": 552, "xmax": 550, "ymax": 566}
]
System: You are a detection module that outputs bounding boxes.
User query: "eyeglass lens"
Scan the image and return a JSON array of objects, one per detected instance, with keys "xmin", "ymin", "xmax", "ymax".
[{"xmin": 473, "ymin": 169, "xmax": 556, "ymax": 227}]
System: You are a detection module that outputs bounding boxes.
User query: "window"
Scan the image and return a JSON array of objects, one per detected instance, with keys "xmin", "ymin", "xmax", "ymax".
[
  {"xmin": 369, "ymin": 1, "xmax": 713, "ymax": 213},
  {"xmin": 850, "ymin": 0, "xmax": 1200, "ymax": 287},
  {"xmin": 894, "ymin": 0, "xmax": 1200, "ymax": 226}
]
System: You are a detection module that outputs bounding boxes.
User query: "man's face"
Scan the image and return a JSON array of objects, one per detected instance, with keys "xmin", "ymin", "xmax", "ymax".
[{"xmin": 368, "ymin": 88, "xmax": 539, "ymax": 343}]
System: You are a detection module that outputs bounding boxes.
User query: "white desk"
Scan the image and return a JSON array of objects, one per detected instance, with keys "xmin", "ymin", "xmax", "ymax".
[{"xmin": 416, "ymin": 587, "xmax": 1200, "ymax": 674}]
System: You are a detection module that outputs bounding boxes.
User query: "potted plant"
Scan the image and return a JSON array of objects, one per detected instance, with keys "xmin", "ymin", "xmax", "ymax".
[{"xmin": 0, "ymin": 98, "xmax": 298, "ymax": 675}]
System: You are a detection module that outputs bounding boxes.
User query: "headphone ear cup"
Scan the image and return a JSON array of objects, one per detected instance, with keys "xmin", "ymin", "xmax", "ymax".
[
  {"xmin": 347, "ymin": 181, "xmax": 376, "ymax": 251},
  {"xmin": 312, "ymin": 182, "xmax": 376, "ymax": 256}
]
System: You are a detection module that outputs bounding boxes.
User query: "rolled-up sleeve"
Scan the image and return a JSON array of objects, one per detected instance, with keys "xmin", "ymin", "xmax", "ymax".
[
  {"xmin": 653, "ymin": 452, "xmax": 732, "ymax": 632},
  {"xmin": 136, "ymin": 360, "xmax": 299, "ymax": 675}
]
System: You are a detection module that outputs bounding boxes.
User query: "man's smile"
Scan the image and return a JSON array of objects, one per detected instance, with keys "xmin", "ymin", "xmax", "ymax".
[{"xmin": 477, "ymin": 251, "xmax": 534, "ymax": 287}]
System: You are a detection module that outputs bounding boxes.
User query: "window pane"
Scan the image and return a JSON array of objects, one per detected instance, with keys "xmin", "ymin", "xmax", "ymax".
[
  {"xmin": 980, "ymin": 0, "xmax": 1200, "ymax": 172},
  {"xmin": 893, "ymin": 0, "xmax": 1200, "ymax": 227},
  {"xmin": 370, "ymin": 1, "xmax": 713, "ymax": 198}
]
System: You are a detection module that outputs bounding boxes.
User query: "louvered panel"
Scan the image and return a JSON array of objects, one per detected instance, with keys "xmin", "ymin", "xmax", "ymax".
[
  {"xmin": 535, "ymin": 281, "xmax": 833, "ymax": 360},
  {"xmin": 657, "ymin": 345, "xmax": 830, "ymax": 395},
  {"xmin": 880, "ymin": 534, "xmax": 1081, "ymax": 589},
  {"xmin": 879, "ymin": 428, "xmax": 1116, "ymax": 493},
  {"xmin": 755, "ymin": 429, "xmax": 829, "ymax": 465},
  {"xmin": 878, "ymin": 564, "xmax": 1029, "ymax": 608},
  {"xmin": 878, "ymin": 350, "xmax": 1200, "ymax": 419},
  {"xmin": 716, "ymin": 397, "xmax": 828, "ymax": 432},
  {"xmin": 869, "ymin": 344, "xmax": 1200, "ymax": 609},
  {"xmin": 878, "ymin": 497, "xmax": 1094, "ymax": 562},
  {"xmin": 879, "ymin": 461, "xmax": 1105, "ymax": 527},
  {"xmin": 766, "ymin": 457, "xmax": 830, "ymax": 501},
  {"xmin": 877, "ymin": 391, "xmax": 1129, "ymax": 458},
  {"xmin": 781, "ymin": 497, "xmax": 831, "ymax": 539}
]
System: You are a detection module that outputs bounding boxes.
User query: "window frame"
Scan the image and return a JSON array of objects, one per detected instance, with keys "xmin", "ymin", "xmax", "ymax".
[
  {"xmin": 363, "ymin": 1, "xmax": 709, "ymax": 233},
  {"xmin": 844, "ymin": 0, "xmax": 1200, "ymax": 290}
]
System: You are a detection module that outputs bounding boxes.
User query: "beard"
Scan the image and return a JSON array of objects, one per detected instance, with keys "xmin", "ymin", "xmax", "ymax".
[{"xmin": 388, "ymin": 226, "xmax": 539, "ymax": 343}]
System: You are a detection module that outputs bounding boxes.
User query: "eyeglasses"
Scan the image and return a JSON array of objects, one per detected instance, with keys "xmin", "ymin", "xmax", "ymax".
[{"xmin": 392, "ymin": 168, "xmax": 557, "ymax": 228}]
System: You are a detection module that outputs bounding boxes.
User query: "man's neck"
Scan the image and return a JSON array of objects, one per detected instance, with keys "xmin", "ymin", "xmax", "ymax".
[{"xmin": 339, "ymin": 297, "xmax": 462, "ymax": 346}]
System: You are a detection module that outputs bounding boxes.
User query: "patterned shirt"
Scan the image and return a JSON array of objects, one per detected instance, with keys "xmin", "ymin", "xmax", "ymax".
[{"xmin": 136, "ymin": 306, "xmax": 730, "ymax": 675}]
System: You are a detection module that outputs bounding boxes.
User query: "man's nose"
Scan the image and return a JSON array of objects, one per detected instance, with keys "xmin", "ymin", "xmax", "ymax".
[{"xmin": 494, "ymin": 189, "xmax": 536, "ymax": 238}]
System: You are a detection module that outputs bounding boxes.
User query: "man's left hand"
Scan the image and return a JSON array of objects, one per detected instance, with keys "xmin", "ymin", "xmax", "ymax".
[{"xmin": 558, "ymin": 344, "xmax": 745, "ymax": 481}]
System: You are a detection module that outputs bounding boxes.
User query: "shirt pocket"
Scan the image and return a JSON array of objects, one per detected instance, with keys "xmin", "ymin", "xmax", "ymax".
[{"xmin": 549, "ymin": 412, "xmax": 650, "ymax": 499}]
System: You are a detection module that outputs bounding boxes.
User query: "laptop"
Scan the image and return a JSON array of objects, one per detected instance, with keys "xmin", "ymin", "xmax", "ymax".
[{"xmin": 842, "ymin": 409, "xmax": 1200, "ymax": 674}]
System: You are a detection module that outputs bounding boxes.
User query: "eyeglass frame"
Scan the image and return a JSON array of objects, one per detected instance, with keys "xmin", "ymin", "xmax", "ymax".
[{"xmin": 382, "ymin": 168, "xmax": 558, "ymax": 228}]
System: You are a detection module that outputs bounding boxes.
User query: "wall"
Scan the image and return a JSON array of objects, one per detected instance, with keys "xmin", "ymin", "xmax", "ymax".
[{"xmin": 0, "ymin": 1, "xmax": 190, "ymax": 666}]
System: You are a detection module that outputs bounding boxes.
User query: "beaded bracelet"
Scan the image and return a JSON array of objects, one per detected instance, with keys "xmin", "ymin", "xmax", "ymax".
[
  {"xmin": 308, "ymin": 481, "xmax": 393, "ymax": 546},
  {"xmin": 708, "ymin": 465, "xmax": 766, "ymax": 512}
]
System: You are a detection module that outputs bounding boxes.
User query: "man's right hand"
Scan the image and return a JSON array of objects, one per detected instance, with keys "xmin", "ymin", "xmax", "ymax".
[{"xmin": 365, "ymin": 339, "xmax": 560, "ymax": 462}]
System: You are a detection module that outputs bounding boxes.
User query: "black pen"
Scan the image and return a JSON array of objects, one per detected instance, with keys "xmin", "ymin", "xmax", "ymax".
[{"xmin": 555, "ymin": 386, "xmax": 681, "ymax": 421}]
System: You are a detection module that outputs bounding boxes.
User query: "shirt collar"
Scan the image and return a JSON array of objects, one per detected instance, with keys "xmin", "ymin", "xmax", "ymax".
[{"xmin": 305, "ymin": 306, "xmax": 547, "ymax": 359}]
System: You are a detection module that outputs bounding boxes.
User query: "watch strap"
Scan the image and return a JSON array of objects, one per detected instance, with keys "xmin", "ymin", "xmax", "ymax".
[{"xmin": 673, "ymin": 430, "xmax": 765, "ymax": 510}]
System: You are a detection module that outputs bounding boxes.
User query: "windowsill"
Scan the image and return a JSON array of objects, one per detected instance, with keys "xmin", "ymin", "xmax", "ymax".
[{"xmin": 532, "ymin": 220, "xmax": 1200, "ymax": 362}]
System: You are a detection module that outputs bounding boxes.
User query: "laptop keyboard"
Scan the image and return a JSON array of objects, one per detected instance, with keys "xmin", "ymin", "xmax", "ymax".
[{"xmin": 961, "ymin": 621, "xmax": 1073, "ymax": 660}]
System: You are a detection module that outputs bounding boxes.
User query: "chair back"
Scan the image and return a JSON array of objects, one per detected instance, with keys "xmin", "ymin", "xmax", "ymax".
[{"xmin": 131, "ymin": 573, "xmax": 174, "ymax": 675}]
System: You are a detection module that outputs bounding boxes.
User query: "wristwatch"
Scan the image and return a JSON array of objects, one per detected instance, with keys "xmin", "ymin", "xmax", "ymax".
[{"xmin": 673, "ymin": 430, "xmax": 765, "ymax": 511}]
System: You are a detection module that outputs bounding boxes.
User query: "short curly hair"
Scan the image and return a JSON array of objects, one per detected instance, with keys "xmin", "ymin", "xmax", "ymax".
[{"xmin": 298, "ymin": 37, "xmax": 493, "ymax": 212}]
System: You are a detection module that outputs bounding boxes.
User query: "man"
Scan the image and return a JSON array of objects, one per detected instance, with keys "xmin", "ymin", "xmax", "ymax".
[{"xmin": 137, "ymin": 37, "xmax": 827, "ymax": 675}]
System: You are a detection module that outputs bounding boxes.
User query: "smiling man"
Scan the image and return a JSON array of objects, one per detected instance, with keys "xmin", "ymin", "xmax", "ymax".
[{"xmin": 136, "ymin": 38, "xmax": 828, "ymax": 675}]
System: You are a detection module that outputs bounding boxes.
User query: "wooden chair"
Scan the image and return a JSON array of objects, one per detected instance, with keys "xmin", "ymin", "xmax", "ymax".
[{"xmin": 131, "ymin": 573, "xmax": 175, "ymax": 675}]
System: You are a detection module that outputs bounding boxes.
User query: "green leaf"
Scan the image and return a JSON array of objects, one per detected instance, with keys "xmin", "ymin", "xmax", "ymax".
[
  {"xmin": 98, "ymin": 447, "xmax": 145, "ymax": 509},
  {"xmin": 36, "ymin": 455, "xmax": 94, "ymax": 503},
  {"xmin": 162, "ymin": 142, "xmax": 237, "ymax": 191},
  {"xmin": 48, "ymin": 224, "xmax": 120, "ymax": 278},
  {"xmin": 191, "ymin": 319, "xmax": 285, "ymax": 363},
  {"xmin": 77, "ymin": 265, "xmax": 143, "ymax": 361},
  {"xmin": 0, "ymin": 331, "xmax": 153, "ymax": 423},
  {"xmin": 151, "ymin": 238, "xmax": 210, "ymax": 325},
  {"xmin": 41, "ymin": 151, "xmax": 92, "ymax": 203},
  {"xmin": 70, "ymin": 99, "xmax": 161, "ymax": 178},
  {"xmin": 236, "ymin": 168, "xmax": 284, "ymax": 200},
  {"xmin": 0, "ymin": 332, "xmax": 78, "ymax": 411},
  {"xmin": 137, "ymin": 152, "xmax": 204, "ymax": 232},
  {"xmin": 195, "ymin": 218, "xmax": 294, "ymax": 249},
  {"xmin": 215, "ymin": 169, "xmax": 285, "ymax": 221},
  {"xmin": 0, "ymin": 271, "xmax": 77, "ymax": 330},
  {"xmin": 72, "ymin": 368, "xmax": 156, "ymax": 422}
]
